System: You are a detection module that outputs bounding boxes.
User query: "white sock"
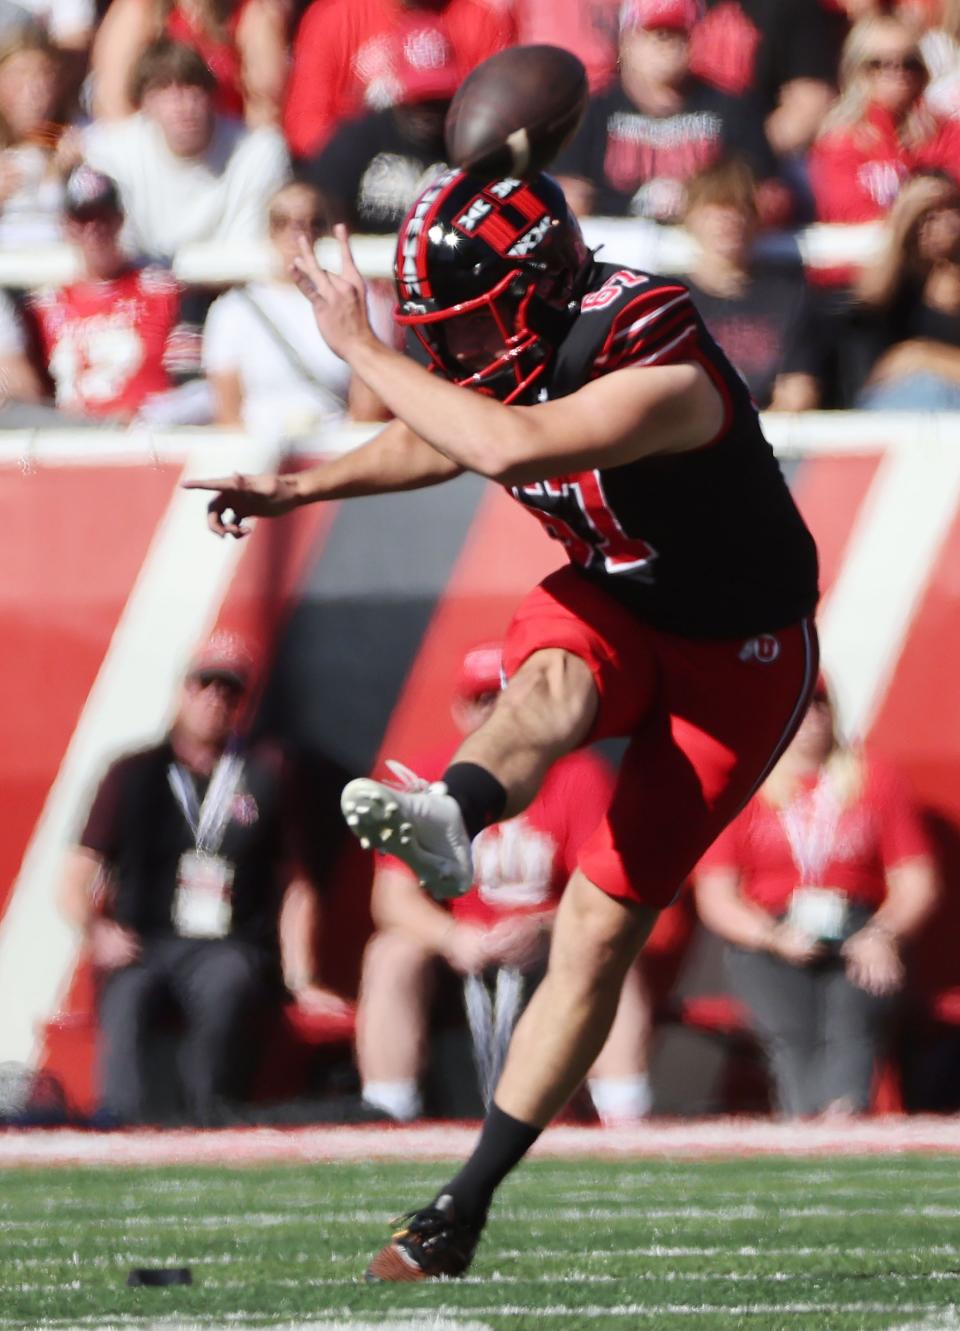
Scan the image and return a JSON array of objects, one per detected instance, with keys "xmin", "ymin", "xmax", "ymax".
[
  {"xmin": 587, "ymin": 1074, "xmax": 653, "ymax": 1126},
  {"xmin": 362, "ymin": 1079, "xmax": 422, "ymax": 1122}
]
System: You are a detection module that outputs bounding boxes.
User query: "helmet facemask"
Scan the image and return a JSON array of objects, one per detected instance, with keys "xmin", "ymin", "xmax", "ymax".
[{"xmin": 396, "ymin": 268, "xmax": 553, "ymax": 403}]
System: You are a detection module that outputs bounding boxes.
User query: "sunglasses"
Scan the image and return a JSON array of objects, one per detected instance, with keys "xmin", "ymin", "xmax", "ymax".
[
  {"xmin": 864, "ymin": 55, "xmax": 925, "ymax": 74},
  {"xmin": 269, "ymin": 213, "xmax": 326, "ymax": 233}
]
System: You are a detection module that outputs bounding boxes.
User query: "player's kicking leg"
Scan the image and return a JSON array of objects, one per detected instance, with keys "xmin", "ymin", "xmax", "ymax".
[
  {"xmin": 364, "ymin": 869, "xmax": 658, "ymax": 1281},
  {"xmin": 341, "ymin": 647, "xmax": 597, "ymax": 898}
]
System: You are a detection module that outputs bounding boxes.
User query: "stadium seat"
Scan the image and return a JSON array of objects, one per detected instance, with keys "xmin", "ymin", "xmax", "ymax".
[{"xmin": 38, "ymin": 960, "xmax": 356, "ymax": 1121}]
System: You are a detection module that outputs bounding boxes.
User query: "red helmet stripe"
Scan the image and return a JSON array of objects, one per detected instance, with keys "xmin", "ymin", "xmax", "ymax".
[
  {"xmin": 477, "ymin": 211, "xmax": 527, "ymax": 254},
  {"xmin": 396, "ymin": 170, "xmax": 464, "ymax": 302},
  {"xmin": 506, "ymin": 185, "xmax": 546, "ymax": 221}
]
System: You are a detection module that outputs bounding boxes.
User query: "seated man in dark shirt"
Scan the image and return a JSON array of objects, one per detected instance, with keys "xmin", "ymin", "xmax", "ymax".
[
  {"xmin": 553, "ymin": 0, "xmax": 789, "ymax": 224},
  {"xmin": 678, "ymin": 159, "xmax": 824, "ymax": 411},
  {"xmin": 301, "ymin": 27, "xmax": 455, "ymax": 234},
  {"xmin": 59, "ymin": 633, "xmax": 349, "ymax": 1126}
]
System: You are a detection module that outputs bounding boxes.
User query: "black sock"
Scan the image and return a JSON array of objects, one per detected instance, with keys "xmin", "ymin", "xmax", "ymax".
[
  {"xmin": 442, "ymin": 762, "xmax": 507, "ymax": 841},
  {"xmin": 441, "ymin": 1103, "xmax": 542, "ymax": 1223}
]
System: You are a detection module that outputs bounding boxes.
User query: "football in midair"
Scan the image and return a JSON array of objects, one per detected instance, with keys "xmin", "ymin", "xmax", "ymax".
[{"xmin": 445, "ymin": 45, "xmax": 589, "ymax": 180}]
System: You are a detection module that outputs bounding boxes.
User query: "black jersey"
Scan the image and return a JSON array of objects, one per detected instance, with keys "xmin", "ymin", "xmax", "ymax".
[{"xmin": 509, "ymin": 262, "xmax": 819, "ymax": 638}]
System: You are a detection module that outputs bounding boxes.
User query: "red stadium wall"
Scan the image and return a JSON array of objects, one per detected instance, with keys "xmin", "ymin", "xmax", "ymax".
[{"xmin": 1, "ymin": 422, "xmax": 959, "ymax": 1092}]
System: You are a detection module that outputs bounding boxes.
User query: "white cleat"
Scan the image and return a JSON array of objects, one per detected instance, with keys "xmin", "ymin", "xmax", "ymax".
[{"xmin": 340, "ymin": 763, "xmax": 473, "ymax": 900}]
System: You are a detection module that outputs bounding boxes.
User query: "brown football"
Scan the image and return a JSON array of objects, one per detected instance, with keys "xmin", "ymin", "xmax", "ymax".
[{"xmin": 445, "ymin": 45, "xmax": 589, "ymax": 180}]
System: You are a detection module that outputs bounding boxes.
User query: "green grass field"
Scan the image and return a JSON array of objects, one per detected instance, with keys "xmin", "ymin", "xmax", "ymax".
[{"xmin": 3, "ymin": 1155, "xmax": 959, "ymax": 1331}]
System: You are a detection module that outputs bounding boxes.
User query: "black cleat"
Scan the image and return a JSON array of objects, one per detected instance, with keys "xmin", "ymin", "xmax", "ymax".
[{"xmin": 364, "ymin": 1193, "xmax": 485, "ymax": 1282}]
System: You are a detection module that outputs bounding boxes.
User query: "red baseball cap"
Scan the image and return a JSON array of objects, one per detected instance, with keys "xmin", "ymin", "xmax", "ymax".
[
  {"xmin": 621, "ymin": 0, "xmax": 700, "ymax": 34},
  {"xmin": 456, "ymin": 642, "xmax": 504, "ymax": 701},
  {"xmin": 391, "ymin": 20, "xmax": 460, "ymax": 105},
  {"xmin": 187, "ymin": 630, "xmax": 253, "ymax": 690}
]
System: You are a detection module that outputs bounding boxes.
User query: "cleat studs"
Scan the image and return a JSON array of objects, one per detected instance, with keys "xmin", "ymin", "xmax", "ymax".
[
  {"xmin": 360, "ymin": 836, "xmax": 371, "ymax": 850},
  {"xmin": 345, "ymin": 813, "xmax": 359, "ymax": 827},
  {"xmin": 379, "ymin": 828, "xmax": 393, "ymax": 842}
]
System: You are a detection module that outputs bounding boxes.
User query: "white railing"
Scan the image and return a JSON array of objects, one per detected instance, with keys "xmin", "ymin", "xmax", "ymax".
[
  {"xmin": 0, "ymin": 411, "xmax": 956, "ymax": 468},
  {"xmin": 0, "ymin": 218, "xmax": 885, "ymax": 291}
]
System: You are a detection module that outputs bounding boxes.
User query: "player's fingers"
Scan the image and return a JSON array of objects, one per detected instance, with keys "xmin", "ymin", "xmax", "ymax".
[
  {"xmin": 334, "ymin": 223, "xmax": 363, "ymax": 284},
  {"xmin": 183, "ymin": 475, "xmax": 243, "ymax": 492},
  {"xmin": 295, "ymin": 233, "xmax": 330, "ymax": 286}
]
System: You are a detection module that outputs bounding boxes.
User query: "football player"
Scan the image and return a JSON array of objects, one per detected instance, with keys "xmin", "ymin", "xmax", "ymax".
[{"xmin": 187, "ymin": 169, "xmax": 819, "ymax": 1279}]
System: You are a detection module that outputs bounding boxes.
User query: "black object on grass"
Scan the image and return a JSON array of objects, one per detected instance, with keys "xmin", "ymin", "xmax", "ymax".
[{"xmin": 126, "ymin": 1267, "xmax": 193, "ymax": 1287}]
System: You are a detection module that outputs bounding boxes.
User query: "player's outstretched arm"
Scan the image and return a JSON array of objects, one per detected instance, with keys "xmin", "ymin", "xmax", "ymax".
[
  {"xmin": 184, "ymin": 418, "xmax": 464, "ymax": 537},
  {"xmin": 294, "ymin": 228, "xmax": 725, "ymax": 487}
]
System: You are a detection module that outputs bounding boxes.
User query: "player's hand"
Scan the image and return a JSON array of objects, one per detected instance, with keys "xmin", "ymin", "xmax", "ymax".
[
  {"xmin": 291, "ymin": 224, "xmax": 376, "ymax": 361},
  {"xmin": 182, "ymin": 471, "xmax": 301, "ymax": 537},
  {"xmin": 443, "ymin": 923, "xmax": 492, "ymax": 975},
  {"xmin": 87, "ymin": 919, "xmax": 141, "ymax": 971},
  {"xmin": 483, "ymin": 915, "xmax": 549, "ymax": 970},
  {"xmin": 769, "ymin": 922, "xmax": 824, "ymax": 966},
  {"xmin": 841, "ymin": 927, "xmax": 903, "ymax": 997},
  {"xmin": 292, "ymin": 983, "xmax": 354, "ymax": 1019}
]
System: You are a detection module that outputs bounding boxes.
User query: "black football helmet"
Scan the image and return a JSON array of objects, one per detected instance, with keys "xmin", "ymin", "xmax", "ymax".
[{"xmin": 394, "ymin": 169, "xmax": 591, "ymax": 403}]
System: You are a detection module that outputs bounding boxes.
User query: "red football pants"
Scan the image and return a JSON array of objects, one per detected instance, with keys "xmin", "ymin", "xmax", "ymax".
[{"xmin": 503, "ymin": 567, "xmax": 819, "ymax": 907}]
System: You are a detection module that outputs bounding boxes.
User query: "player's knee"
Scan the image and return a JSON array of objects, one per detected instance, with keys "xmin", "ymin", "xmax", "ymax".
[
  {"xmin": 550, "ymin": 876, "xmax": 654, "ymax": 991},
  {"xmin": 501, "ymin": 648, "xmax": 598, "ymax": 750}
]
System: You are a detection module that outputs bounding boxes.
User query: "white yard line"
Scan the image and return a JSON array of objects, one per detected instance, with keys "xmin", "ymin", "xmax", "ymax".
[
  {"xmin": 4, "ymin": 1203, "xmax": 960, "ymax": 1232},
  {"xmin": 10, "ymin": 1244, "xmax": 959, "ymax": 1269},
  {"xmin": 0, "ymin": 1303, "xmax": 952, "ymax": 1325},
  {"xmin": 4, "ymin": 1116, "xmax": 960, "ymax": 1167}
]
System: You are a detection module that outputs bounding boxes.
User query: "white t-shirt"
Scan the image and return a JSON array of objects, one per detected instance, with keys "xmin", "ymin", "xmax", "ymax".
[
  {"xmin": 0, "ymin": 289, "xmax": 26, "ymax": 358},
  {"xmin": 4, "ymin": 0, "xmax": 94, "ymax": 39},
  {"xmin": 203, "ymin": 281, "xmax": 352, "ymax": 441},
  {"xmin": 83, "ymin": 113, "xmax": 291, "ymax": 261},
  {"xmin": 0, "ymin": 145, "xmax": 64, "ymax": 249}
]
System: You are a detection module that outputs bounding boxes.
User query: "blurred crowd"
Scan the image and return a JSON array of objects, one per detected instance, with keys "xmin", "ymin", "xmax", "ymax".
[{"xmin": 2, "ymin": 0, "xmax": 960, "ymax": 427}]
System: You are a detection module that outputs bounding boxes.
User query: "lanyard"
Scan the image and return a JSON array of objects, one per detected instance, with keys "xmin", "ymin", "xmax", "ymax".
[
  {"xmin": 167, "ymin": 750, "xmax": 244, "ymax": 856},
  {"xmin": 779, "ymin": 772, "xmax": 842, "ymax": 886}
]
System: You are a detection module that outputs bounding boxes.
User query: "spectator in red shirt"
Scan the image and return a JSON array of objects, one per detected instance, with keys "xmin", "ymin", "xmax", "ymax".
[
  {"xmin": 513, "ymin": 0, "xmax": 621, "ymax": 92},
  {"xmin": 282, "ymin": 0, "xmax": 515, "ymax": 161},
  {"xmin": 809, "ymin": 13, "xmax": 960, "ymax": 223},
  {"xmin": 694, "ymin": 676, "xmax": 939, "ymax": 1118},
  {"xmin": 302, "ymin": 23, "xmax": 456, "ymax": 232},
  {"xmin": 28, "ymin": 165, "xmax": 204, "ymax": 422},
  {"xmin": 355, "ymin": 644, "xmax": 654, "ymax": 1125},
  {"xmin": 90, "ymin": 0, "xmax": 289, "ymax": 126}
]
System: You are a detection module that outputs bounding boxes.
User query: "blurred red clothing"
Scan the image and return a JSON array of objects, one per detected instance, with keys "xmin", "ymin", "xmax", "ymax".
[
  {"xmin": 167, "ymin": 0, "xmax": 251, "ymax": 121},
  {"xmin": 697, "ymin": 752, "xmax": 931, "ymax": 915},
  {"xmin": 381, "ymin": 746, "xmax": 615, "ymax": 927},
  {"xmin": 809, "ymin": 101, "xmax": 960, "ymax": 223},
  {"xmin": 513, "ymin": 0, "xmax": 620, "ymax": 92},
  {"xmin": 28, "ymin": 267, "xmax": 196, "ymax": 419},
  {"xmin": 283, "ymin": 0, "xmax": 516, "ymax": 158}
]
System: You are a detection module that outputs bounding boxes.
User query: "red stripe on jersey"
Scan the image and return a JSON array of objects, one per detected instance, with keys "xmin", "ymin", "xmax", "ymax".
[
  {"xmin": 595, "ymin": 288, "xmax": 695, "ymax": 365},
  {"xmin": 616, "ymin": 308, "xmax": 700, "ymax": 369}
]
